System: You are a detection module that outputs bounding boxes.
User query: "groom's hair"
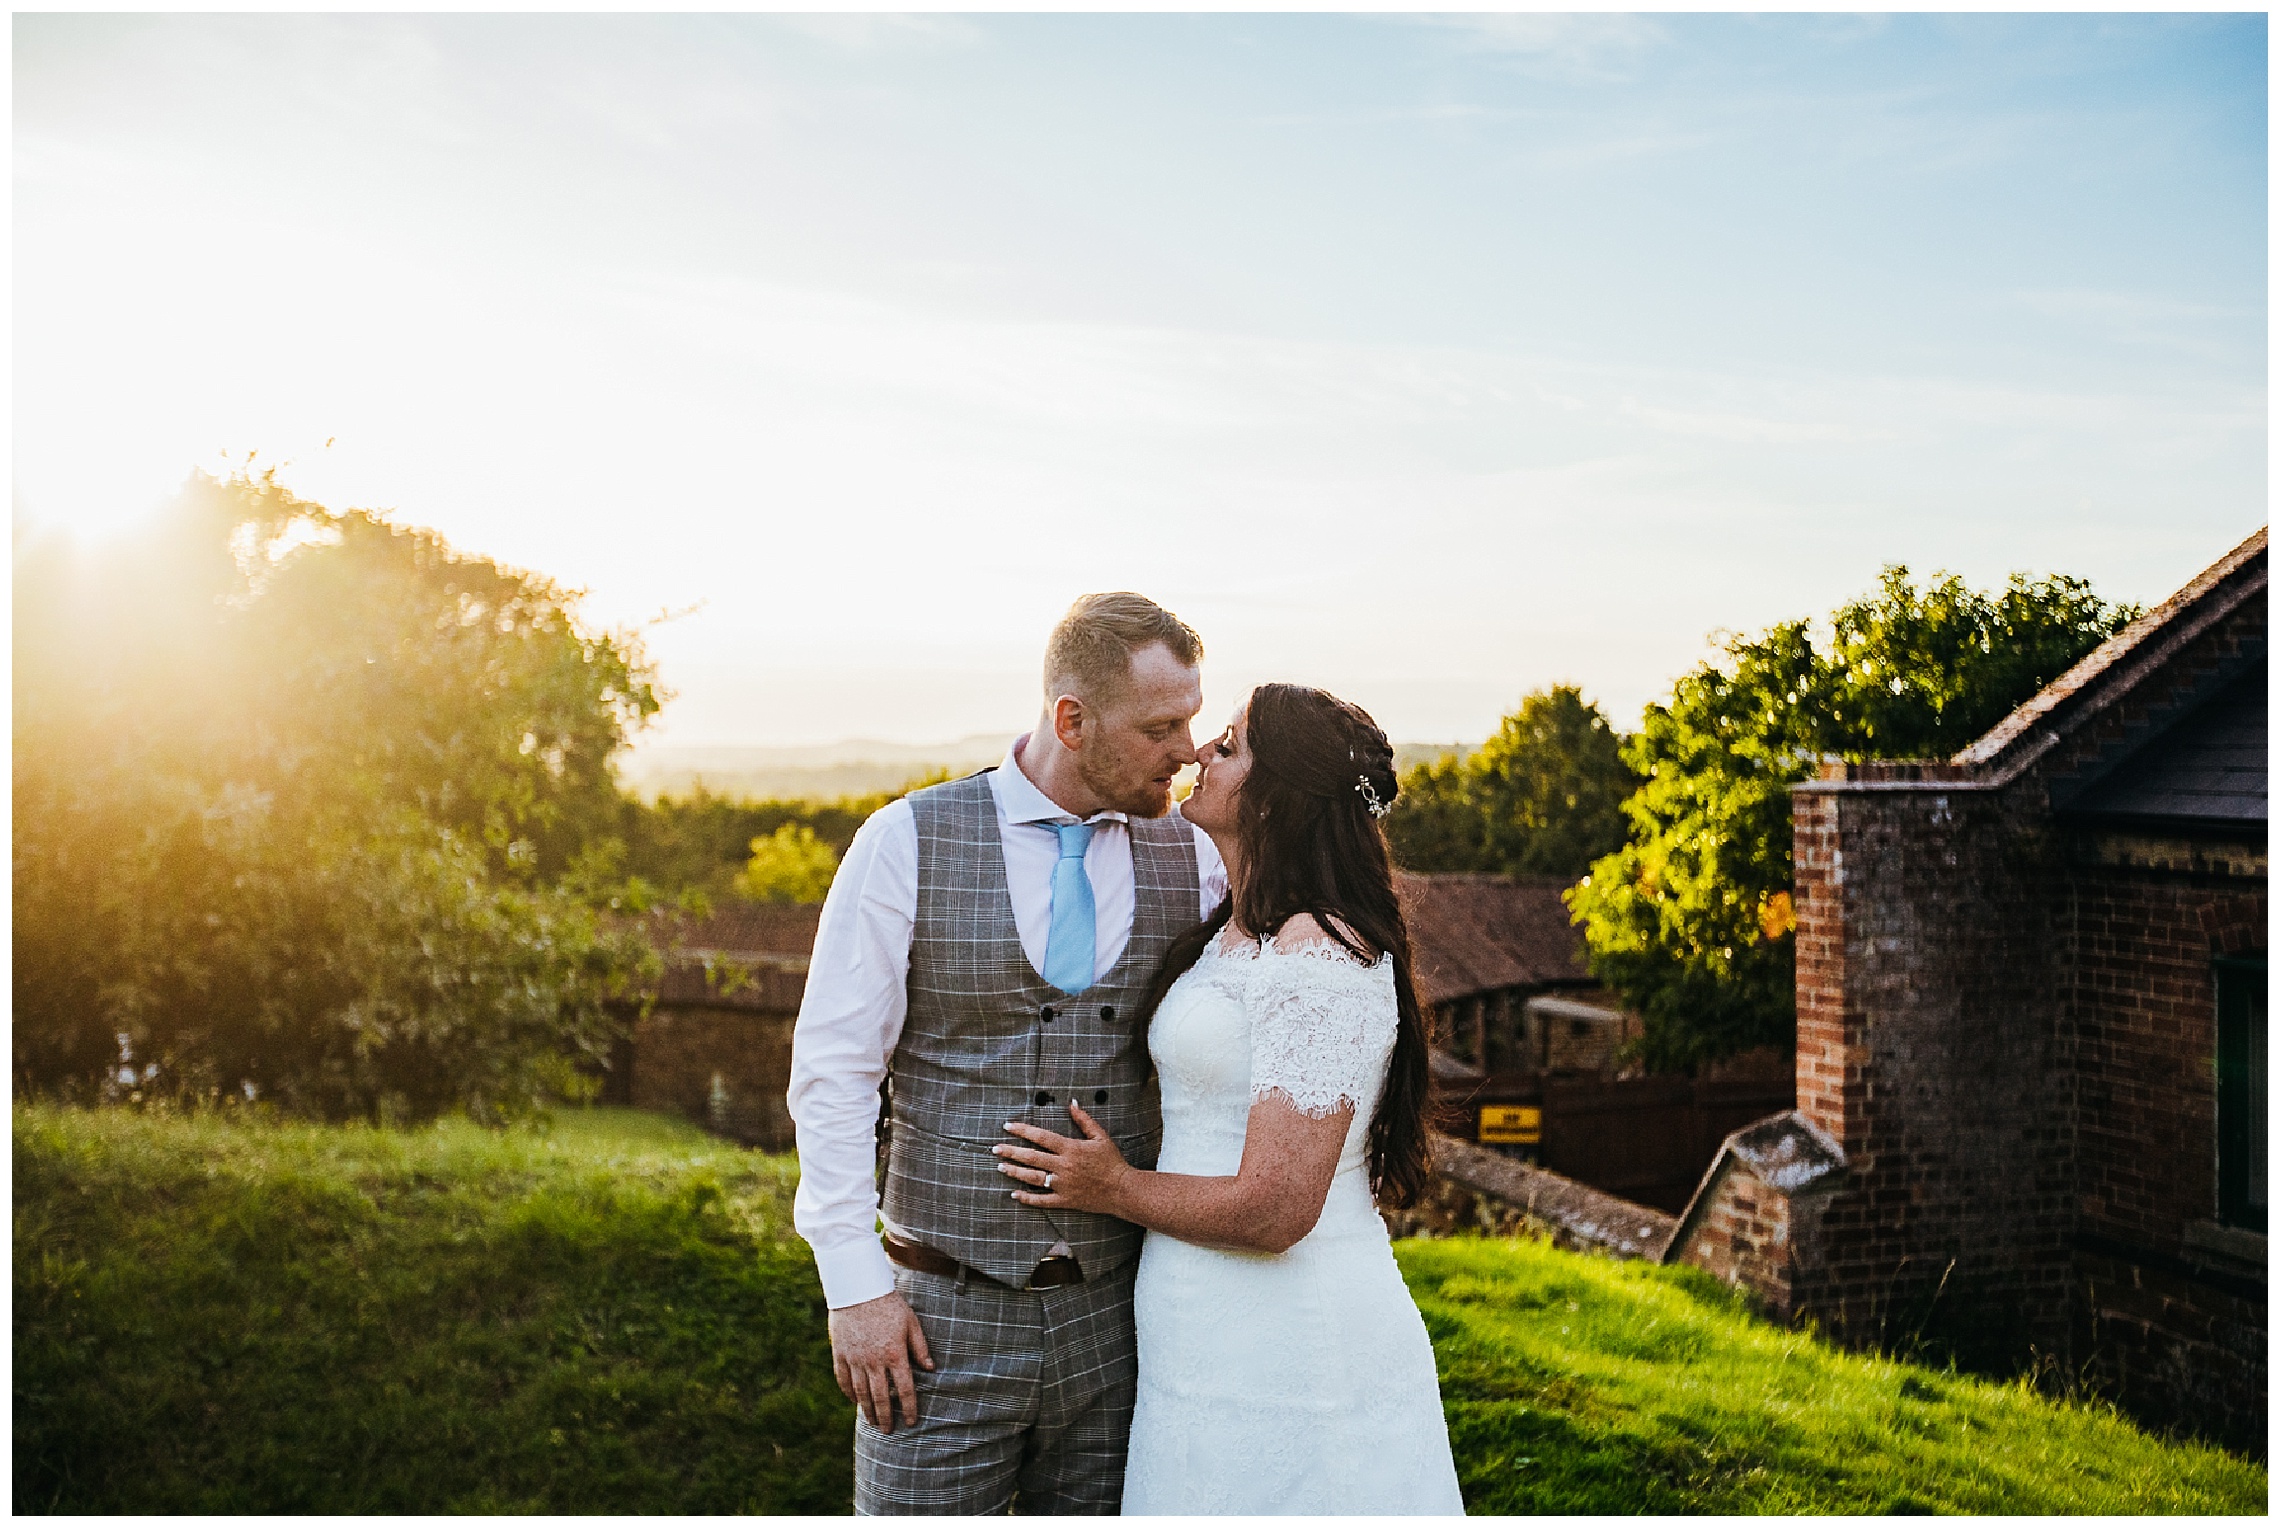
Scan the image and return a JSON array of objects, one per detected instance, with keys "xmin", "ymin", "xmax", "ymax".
[{"xmin": 1044, "ymin": 593, "xmax": 1203, "ymax": 704}]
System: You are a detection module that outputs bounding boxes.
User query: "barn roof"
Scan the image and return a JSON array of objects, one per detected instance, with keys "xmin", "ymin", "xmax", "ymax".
[
  {"xmin": 2064, "ymin": 667, "xmax": 2265, "ymax": 830},
  {"xmin": 1956, "ymin": 525, "xmax": 2266, "ymax": 774},
  {"xmin": 1977, "ymin": 525, "xmax": 2266, "ymax": 833},
  {"xmin": 1395, "ymin": 872, "xmax": 1594, "ymax": 1009}
]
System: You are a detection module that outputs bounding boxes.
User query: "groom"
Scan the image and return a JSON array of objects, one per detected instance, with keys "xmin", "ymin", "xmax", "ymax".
[{"xmin": 787, "ymin": 592, "xmax": 1225, "ymax": 1515}]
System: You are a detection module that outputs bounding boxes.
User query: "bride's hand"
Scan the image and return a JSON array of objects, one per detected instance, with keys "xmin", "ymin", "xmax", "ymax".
[{"xmin": 996, "ymin": 1102, "xmax": 1132, "ymax": 1213}]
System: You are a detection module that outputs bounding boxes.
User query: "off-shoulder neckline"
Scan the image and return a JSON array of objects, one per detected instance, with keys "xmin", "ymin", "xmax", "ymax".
[{"xmin": 1205, "ymin": 927, "xmax": 1391, "ymax": 971}]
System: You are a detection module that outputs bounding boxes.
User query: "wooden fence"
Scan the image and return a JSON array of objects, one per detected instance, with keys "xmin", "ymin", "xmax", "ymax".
[{"xmin": 1432, "ymin": 1070, "xmax": 1796, "ymax": 1215}]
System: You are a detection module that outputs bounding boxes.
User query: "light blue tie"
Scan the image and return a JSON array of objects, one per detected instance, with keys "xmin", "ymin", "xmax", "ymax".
[{"xmin": 1043, "ymin": 821, "xmax": 1097, "ymax": 995}]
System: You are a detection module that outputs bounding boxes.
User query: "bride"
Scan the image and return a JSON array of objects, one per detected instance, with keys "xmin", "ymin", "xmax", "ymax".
[{"xmin": 994, "ymin": 682, "xmax": 1465, "ymax": 1515}]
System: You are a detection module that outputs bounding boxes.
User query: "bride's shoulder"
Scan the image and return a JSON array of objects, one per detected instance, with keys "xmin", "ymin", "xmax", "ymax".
[{"xmin": 1259, "ymin": 913, "xmax": 1389, "ymax": 973}]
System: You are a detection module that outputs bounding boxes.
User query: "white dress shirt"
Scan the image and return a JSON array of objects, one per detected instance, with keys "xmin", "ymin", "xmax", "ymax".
[{"xmin": 787, "ymin": 735, "xmax": 1227, "ymax": 1309}]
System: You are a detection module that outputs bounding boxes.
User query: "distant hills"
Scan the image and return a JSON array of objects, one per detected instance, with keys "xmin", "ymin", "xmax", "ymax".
[
  {"xmin": 618, "ymin": 736, "xmax": 1473, "ymax": 803},
  {"xmin": 1393, "ymin": 741, "xmax": 1468, "ymax": 773},
  {"xmin": 617, "ymin": 736, "xmax": 1009, "ymax": 802}
]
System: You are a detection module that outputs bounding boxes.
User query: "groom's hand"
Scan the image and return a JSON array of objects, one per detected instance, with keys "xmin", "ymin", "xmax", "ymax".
[{"xmin": 828, "ymin": 1291, "xmax": 934, "ymax": 1434}]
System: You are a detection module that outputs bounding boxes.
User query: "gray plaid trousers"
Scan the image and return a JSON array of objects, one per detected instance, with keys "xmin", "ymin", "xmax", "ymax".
[{"xmin": 854, "ymin": 1261, "xmax": 1139, "ymax": 1516}]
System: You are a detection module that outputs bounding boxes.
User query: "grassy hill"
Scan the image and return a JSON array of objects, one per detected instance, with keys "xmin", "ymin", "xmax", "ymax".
[
  {"xmin": 1407, "ymin": 1238, "xmax": 2259, "ymax": 1513},
  {"xmin": 14, "ymin": 1104, "xmax": 846, "ymax": 1513},
  {"xmin": 14, "ymin": 1104, "xmax": 2264, "ymax": 1514}
]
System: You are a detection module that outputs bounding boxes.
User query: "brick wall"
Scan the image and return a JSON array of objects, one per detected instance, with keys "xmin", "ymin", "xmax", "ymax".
[
  {"xmin": 1540, "ymin": 1001, "xmax": 1632, "ymax": 1075},
  {"xmin": 1665, "ymin": 1112, "xmax": 1846, "ymax": 1320},
  {"xmin": 630, "ymin": 1005, "xmax": 797, "ymax": 1150},
  {"xmin": 1790, "ymin": 789, "xmax": 1847, "ymax": 1135},
  {"xmin": 2068, "ymin": 868, "xmax": 2261, "ymax": 1246},
  {"xmin": 1680, "ymin": 1165, "xmax": 1797, "ymax": 1314},
  {"xmin": 2065, "ymin": 862, "xmax": 2265, "ymax": 1449},
  {"xmin": 2076, "ymin": 1239, "xmax": 2265, "ymax": 1452},
  {"xmin": 1398, "ymin": 1133, "xmax": 1676, "ymax": 1259},
  {"xmin": 1788, "ymin": 775, "xmax": 2078, "ymax": 1370}
]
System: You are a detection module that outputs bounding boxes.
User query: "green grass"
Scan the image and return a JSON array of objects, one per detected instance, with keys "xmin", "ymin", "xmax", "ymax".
[
  {"xmin": 15, "ymin": 1104, "xmax": 2265, "ymax": 1514},
  {"xmin": 14, "ymin": 1103, "xmax": 849, "ymax": 1513},
  {"xmin": 1399, "ymin": 1236, "xmax": 2264, "ymax": 1513}
]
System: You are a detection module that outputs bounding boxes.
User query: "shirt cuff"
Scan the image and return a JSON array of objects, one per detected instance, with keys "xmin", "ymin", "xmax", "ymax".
[{"xmin": 812, "ymin": 1235, "xmax": 898, "ymax": 1309}]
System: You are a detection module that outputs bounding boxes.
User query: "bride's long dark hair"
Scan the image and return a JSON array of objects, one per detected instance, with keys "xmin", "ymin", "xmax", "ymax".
[{"xmin": 1138, "ymin": 682, "xmax": 1434, "ymax": 1208}]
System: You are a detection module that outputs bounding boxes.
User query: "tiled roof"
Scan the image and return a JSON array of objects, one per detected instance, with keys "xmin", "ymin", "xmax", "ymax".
[
  {"xmin": 1808, "ymin": 527, "xmax": 2268, "ymax": 815},
  {"xmin": 1954, "ymin": 524, "xmax": 2267, "ymax": 775},
  {"xmin": 2066, "ymin": 667, "xmax": 2266, "ymax": 828},
  {"xmin": 1396, "ymin": 872, "xmax": 1593, "ymax": 1009}
]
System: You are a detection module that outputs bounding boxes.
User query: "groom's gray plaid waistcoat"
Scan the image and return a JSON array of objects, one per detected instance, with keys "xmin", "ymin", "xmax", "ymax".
[{"xmin": 881, "ymin": 770, "xmax": 1198, "ymax": 1287}]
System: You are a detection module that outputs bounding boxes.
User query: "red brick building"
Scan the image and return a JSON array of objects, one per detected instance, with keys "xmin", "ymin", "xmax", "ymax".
[{"xmin": 1668, "ymin": 527, "xmax": 2267, "ymax": 1450}]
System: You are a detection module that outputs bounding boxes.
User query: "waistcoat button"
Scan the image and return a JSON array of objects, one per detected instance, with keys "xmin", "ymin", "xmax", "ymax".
[
  {"xmin": 1033, "ymin": 1091, "xmax": 1052, "ymax": 1106},
  {"xmin": 1093, "ymin": 1089, "xmax": 1108, "ymax": 1104},
  {"xmin": 1040, "ymin": 1005, "xmax": 1055, "ymax": 1022},
  {"xmin": 1099, "ymin": 1005, "xmax": 1115, "ymax": 1021}
]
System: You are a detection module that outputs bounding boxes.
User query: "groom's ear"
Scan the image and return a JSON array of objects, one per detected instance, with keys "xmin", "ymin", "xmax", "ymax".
[{"xmin": 1050, "ymin": 694, "xmax": 1089, "ymax": 752}]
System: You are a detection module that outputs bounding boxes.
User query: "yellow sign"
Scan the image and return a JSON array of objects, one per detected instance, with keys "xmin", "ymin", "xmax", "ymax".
[{"xmin": 1479, "ymin": 1105, "xmax": 1541, "ymax": 1145}]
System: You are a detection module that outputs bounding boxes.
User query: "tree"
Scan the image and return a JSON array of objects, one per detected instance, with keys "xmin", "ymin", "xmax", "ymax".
[
  {"xmin": 13, "ymin": 470, "xmax": 664, "ymax": 1121},
  {"xmin": 1386, "ymin": 685, "xmax": 1636, "ymax": 878},
  {"xmin": 736, "ymin": 823, "xmax": 839, "ymax": 904},
  {"xmin": 1382, "ymin": 752, "xmax": 1487, "ymax": 872},
  {"xmin": 1567, "ymin": 566, "xmax": 2136, "ymax": 1072}
]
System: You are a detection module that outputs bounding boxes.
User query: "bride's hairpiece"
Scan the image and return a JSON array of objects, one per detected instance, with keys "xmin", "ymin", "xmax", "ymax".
[{"xmin": 1355, "ymin": 773, "xmax": 1390, "ymax": 819}]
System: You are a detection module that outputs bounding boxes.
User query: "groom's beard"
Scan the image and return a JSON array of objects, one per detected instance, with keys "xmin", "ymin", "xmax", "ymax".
[{"xmin": 1079, "ymin": 747, "xmax": 1175, "ymax": 819}]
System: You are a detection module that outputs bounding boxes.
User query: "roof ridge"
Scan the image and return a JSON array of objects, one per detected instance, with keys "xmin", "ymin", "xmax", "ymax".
[{"xmin": 1952, "ymin": 524, "xmax": 2268, "ymax": 771}]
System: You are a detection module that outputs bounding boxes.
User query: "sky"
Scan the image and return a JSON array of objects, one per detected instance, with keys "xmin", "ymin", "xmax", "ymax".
[{"xmin": 13, "ymin": 13, "xmax": 2269, "ymax": 753}]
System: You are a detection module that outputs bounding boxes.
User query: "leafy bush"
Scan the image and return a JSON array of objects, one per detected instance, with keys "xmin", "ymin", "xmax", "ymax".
[
  {"xmin": 736, "ymin": 822, "xmax": 840, "ymax": 904},
  {"xmin": 12, "ymin": 472, "xmax": 662, "ymax": 1120},
  {"xmin": 1567, "ymin": 566, "xmax": 2136, "ymax": 1070}
]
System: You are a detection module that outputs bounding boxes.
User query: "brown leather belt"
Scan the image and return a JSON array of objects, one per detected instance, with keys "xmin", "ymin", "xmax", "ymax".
[{"xmin": 884, "ymin": 1233, "xmax": 1084, "ymax": 1290}]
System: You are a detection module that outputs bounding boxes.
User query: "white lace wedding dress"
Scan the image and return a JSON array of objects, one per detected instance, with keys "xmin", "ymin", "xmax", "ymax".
[{"xmin": 1120, "ymin": 931, "xmax": 1465, "ymax": 1516}]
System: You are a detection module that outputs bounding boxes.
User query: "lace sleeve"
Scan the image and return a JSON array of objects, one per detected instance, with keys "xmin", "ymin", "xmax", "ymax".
[{"xmin": 1243, "ymin": 938, "xmax": 1399, "ymax": 1120}]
